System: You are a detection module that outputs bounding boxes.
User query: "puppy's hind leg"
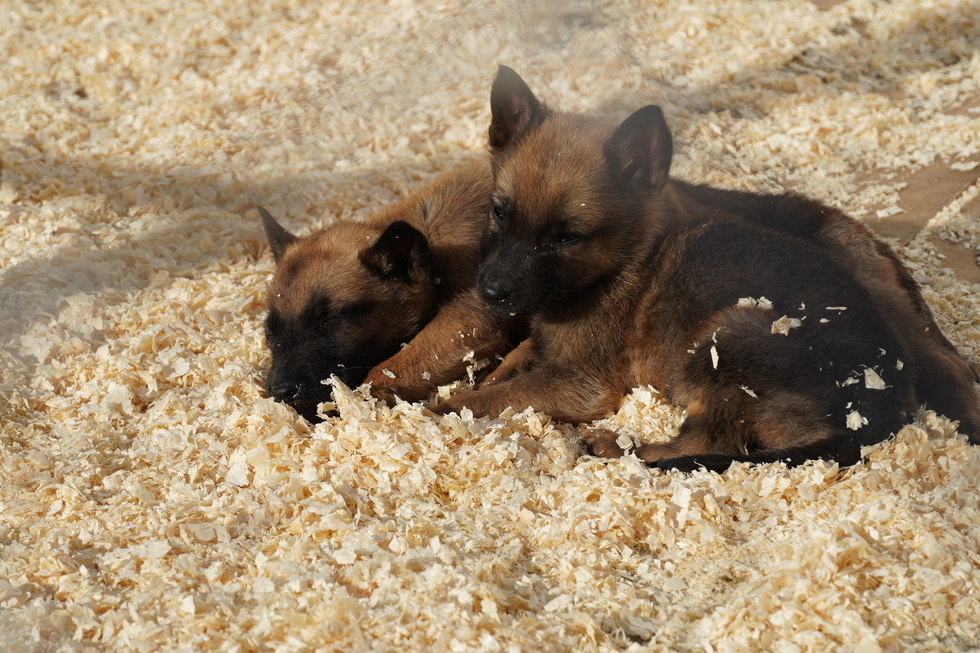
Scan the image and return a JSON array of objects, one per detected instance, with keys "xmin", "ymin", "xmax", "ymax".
[
  {"xmin": 913, "ymin": 345, "xmax": 980, "ymax": 444},
  {"xmin": 582, "ymin": 427, "xmax": 631, "ymax": 459},
  {"xmin": 632, "ymin": 308, "xmax": 870, "ymax": 473},
  {"xmin": 630, "ymin": 397, "xmax": 753, "ymax": 472},
  {"xmin": 583, "ymin": 393, "xmax": 862, "ymax": 472},
  {"xmin": 636, "ymin": 405, "xmax": 862, "ymax": 473}
]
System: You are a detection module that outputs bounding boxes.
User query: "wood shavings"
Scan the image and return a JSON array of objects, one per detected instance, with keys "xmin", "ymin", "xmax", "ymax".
[
  {"xmin": 2, "ymin": 1, "xmax": 979, "ymax": 651},
  {"xmin": 847, "ymin": 410, "xmax": 870, "ymax": 430},
  {"xmin": 771, "ymin": 315, "xmax": 804, "ymax": 335},
  {"xmin": 950, "ymin": 161, "xmax": 978, "ymax": 172},
  {"xmin": 737, "ymin": 296, "xmax": 774, "ymax": 309},
  {"xmin": 864, "ymin": 368, "xmax": 887, "ymax": 390},
  {"xmin": 615, "ymin": 433, "xmax": 634, "ymax": 451},
  {"xmin": 876, "ymin": 205, "xmax": 906, "ymax": 218}
]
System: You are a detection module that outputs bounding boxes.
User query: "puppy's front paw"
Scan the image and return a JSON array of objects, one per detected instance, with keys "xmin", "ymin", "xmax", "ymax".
[
  {"xmin": 363, "ymin": 369, "xmax": 396, "ymax": 404},
  {"xmin": 368, "ymin": 384, "xmax": 398, "ymax": 406},
  {"xmin": 364, "ymin": 367, "xmax": 435, "ymax": 405},
  {"xmin": 582, "ymin": 428, "xmax": 628, "ymax": 459},
  {"xmin": 431, "ymin": 394, "xmax": 467, "ymax": 416},
  {"xmin": 430, "ymin": 401, "xmax": 453, "ymax": 416}
]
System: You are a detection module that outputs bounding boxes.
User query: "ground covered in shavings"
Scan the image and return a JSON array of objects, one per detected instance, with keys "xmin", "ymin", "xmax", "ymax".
[{"xmin": 2, "ymin": 0, "xmax": 980, "ymax": 651}]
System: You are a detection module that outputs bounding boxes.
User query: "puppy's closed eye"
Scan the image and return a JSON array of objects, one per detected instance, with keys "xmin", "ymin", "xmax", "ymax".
[
  {"xmin": 314, "ymin": 303, "xmax": 371, "ymax": 333},
  {"xmin": 552, "ymin": 232, "xmax": 584, "ymax": 246}
]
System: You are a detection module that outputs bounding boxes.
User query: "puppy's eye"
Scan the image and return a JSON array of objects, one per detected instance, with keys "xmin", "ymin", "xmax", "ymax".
[
  {"xmin": 553, "ymin": 232, "xmax": 583, "ymax": 246},
  {"xmin": 264, "ymin": 315, "xmax": 282, "ymax": 346},
  {"xmin": 318, "ymin": 312, "xmax": 347, "ymax": 331},
  {"xmin": 316, "ymin": 304, "xmax": 368, "ymax": 332},
  {"xmin": 491, "ymin": 202, "xmax": 506, "ymax": 224}
]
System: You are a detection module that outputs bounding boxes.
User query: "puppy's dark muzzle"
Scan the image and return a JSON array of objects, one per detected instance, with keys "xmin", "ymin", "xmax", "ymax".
[
  {"xmin": 267, "ymin": 382, "xmax": 336, "ymax": 425},
  {"xmin": 267, "ymin": 380, "xmax": 330, "ymax": 421},
  {"xmin": 269, "ymin": 380, "xmax": 301, "ymax": 403},
  {"xmin": 478, "ymin": 272, "xmax": 528, "ymax": 317},
  {"xmin": 480, "ymin": 278, "xmax": 513, "ymax": 303},
  {"xmin": 266, "ymin": 364, "xmax": 373, "ymax": 422}
]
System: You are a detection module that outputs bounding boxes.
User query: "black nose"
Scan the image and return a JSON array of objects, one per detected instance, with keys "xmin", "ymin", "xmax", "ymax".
[
  {"xmin": 270, "ymin": 381, "xmax": 300, "ymax": 402},
  {"xmin": 481, "ymin": 279, "xmax": 512, "ymax": 303}
]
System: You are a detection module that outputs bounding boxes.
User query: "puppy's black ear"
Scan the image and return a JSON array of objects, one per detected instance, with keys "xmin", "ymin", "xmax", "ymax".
[
  {"xmin": 489, "ymin": 66, "xmax": 545, "ymax": 151},
  {"xmin": 258, "ymin": 206, "xmax": 297, "ymax": 263},
  {"xmin": 603, "ymin": 105, "xmax": 673, "ymax": 192},
  {"xmin": 359, "ymin": 221, "xmax": 431, "ymax": 283}
]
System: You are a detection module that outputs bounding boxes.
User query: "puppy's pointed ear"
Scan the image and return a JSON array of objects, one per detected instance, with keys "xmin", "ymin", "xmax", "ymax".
[
  {"xmin": 359, "ymin": 221, "xmax": 431, "ymax": 283},
  {"xmin": 604, "ymin": 105, "xmax": 673, "ymax": 192},
  {"xmin": 489, "ymin": 66, "xmax": 545, "ymax": 151},
  {"xmin": 258, "ymin": 206, "xmax": 297, "ymax": 263}
]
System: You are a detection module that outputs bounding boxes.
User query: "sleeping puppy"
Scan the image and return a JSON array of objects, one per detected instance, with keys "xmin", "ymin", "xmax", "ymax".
[
  {"xmin": 435, "ymin": 67, "xmax": 980, "ymax": 471},
  {"xmin": 260, "ymin": 158, "xmax": 514, "ymax": 421}
]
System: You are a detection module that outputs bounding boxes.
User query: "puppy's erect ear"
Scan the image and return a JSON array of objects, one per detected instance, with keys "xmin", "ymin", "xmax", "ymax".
[
  {"xmin": 489, "ymin": 66, "xmax": 545, "ymax": 151},
  {"xmin": 603, "ymin": 105, "xmax": 673, "ymax": 192},
  {"xmin": 359, "ymin": 221, "xmax": 431, "ymax": 284},
  {"xmin": 258, "ymin": 206, "xmax": 297, "ymax": 263}
]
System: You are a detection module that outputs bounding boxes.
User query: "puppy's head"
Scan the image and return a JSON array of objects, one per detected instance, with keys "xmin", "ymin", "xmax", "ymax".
[
  {"xmin": 260, "ymin": 208, "xmax": 436, "ymax": 421},
  {"xmin": 478, "ymin": 66, "xmax": 673, "ymax": 318}
]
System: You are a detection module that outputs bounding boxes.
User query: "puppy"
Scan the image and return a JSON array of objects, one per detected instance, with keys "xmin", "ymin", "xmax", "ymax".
[
  {"xmin": 436, "ymin": 67, "xmax": 980, "ymax": 471},
  {"xmin": 261, "ymin": 158, "xmax": 514, "ymax": 421}
]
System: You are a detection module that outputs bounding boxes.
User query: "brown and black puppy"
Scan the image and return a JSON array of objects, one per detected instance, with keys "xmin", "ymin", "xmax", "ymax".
[
  {"xmin": 436, "ymin": 67, "xmax": 980, "ymax": 471},
  {"xmin": 261, "ymin": 159, "xmax": 514, "ymax": 421}
]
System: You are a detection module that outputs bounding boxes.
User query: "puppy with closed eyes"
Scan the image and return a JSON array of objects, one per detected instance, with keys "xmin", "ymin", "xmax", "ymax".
[{"xmin": 260, "ymin": 159, "xmax": 515, "ymax": 421}]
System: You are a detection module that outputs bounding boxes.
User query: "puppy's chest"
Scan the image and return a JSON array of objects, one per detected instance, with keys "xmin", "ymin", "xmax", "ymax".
[
  {"xmin": 620, "ymin": 238, "xmax": 725, "ymax": 393},
  {"xmin": 622, "ymin": 281, "xmax": 697, "ymax": 394}
]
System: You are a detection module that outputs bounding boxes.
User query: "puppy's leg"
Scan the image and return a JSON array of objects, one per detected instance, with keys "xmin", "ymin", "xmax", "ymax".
[
  {"xmin": 583, "ymin": 410, "xmax": 853, "ymax": 473},
  {"xmin": 628, "ymin": 403, "xmax": 861, "ymax": 473},
  {"xmin": 365, "ymin": 289, "xmax": 513, "ymax": 403},
  {"xmin": 623, "ymin": 306, "xmax": 892, "ymax": 473},
  {"xmin": 433, "ymin": 364, "xmax": 622, "ymax": 424},
  {"xmin": 481, "ymin": 337, "xmax": 536, "ymax": 387},
  {"xmin": 913, "ymin": 346, "xmax": 980, "ymax": 443},
  {"xmin": 582, "ymin": 428, "xmax": 629, "ymax": 459}
]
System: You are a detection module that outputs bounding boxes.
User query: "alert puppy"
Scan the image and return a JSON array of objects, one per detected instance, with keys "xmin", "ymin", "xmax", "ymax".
[
  {"xmin": 436, "ymin": 67, "xmax": 980, "ymax": 471},
  {"xmin": 261, "ymin": 159, "xmax": 513, "ymax": 421}
]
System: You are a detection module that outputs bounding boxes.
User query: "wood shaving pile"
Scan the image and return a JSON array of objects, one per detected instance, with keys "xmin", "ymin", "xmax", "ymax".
[{"xmin": 2, "ymin": 0, "xmax": 979, "ymax": 650}]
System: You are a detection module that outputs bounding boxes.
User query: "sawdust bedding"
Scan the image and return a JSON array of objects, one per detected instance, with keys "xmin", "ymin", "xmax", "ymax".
[{"xmin": 2, "ymin": 0, "xmax": 979, "ymax": 650}]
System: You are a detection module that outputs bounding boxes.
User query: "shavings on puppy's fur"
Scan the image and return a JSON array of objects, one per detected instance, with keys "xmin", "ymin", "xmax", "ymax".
[{"xmin": 770, "ymin": 315, "xmax": 804, "ymax": 335}]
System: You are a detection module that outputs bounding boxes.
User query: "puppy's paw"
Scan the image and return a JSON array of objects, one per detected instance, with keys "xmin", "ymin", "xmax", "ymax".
[
  {"xmin": 581, "ymin": 428, "xmax": 628, "ymax": 459},
  {"xmin": 431, "ymin": 393, "xmax": 493, "ymax": 419},
  {"xmin": 633, "ymin": 443, "xmax": 672, "ymax": 465},
  {"xmin": 368, "ymin": 384, "xmax": 398, "ymax": 406},
  {"xmin": 364, "ymin": 368, "xmax": 432, "ymax": 405},
  {"xmin": 363, "ymin": 370, "xmax": 399, "ymax": 406},
  {"xmin": 430, "ymin": 401, "xmax": 453, "ymax": 416},
  {"xmin": 431, "ymin": 394, "xmax": 469, "ymax": 416}
]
